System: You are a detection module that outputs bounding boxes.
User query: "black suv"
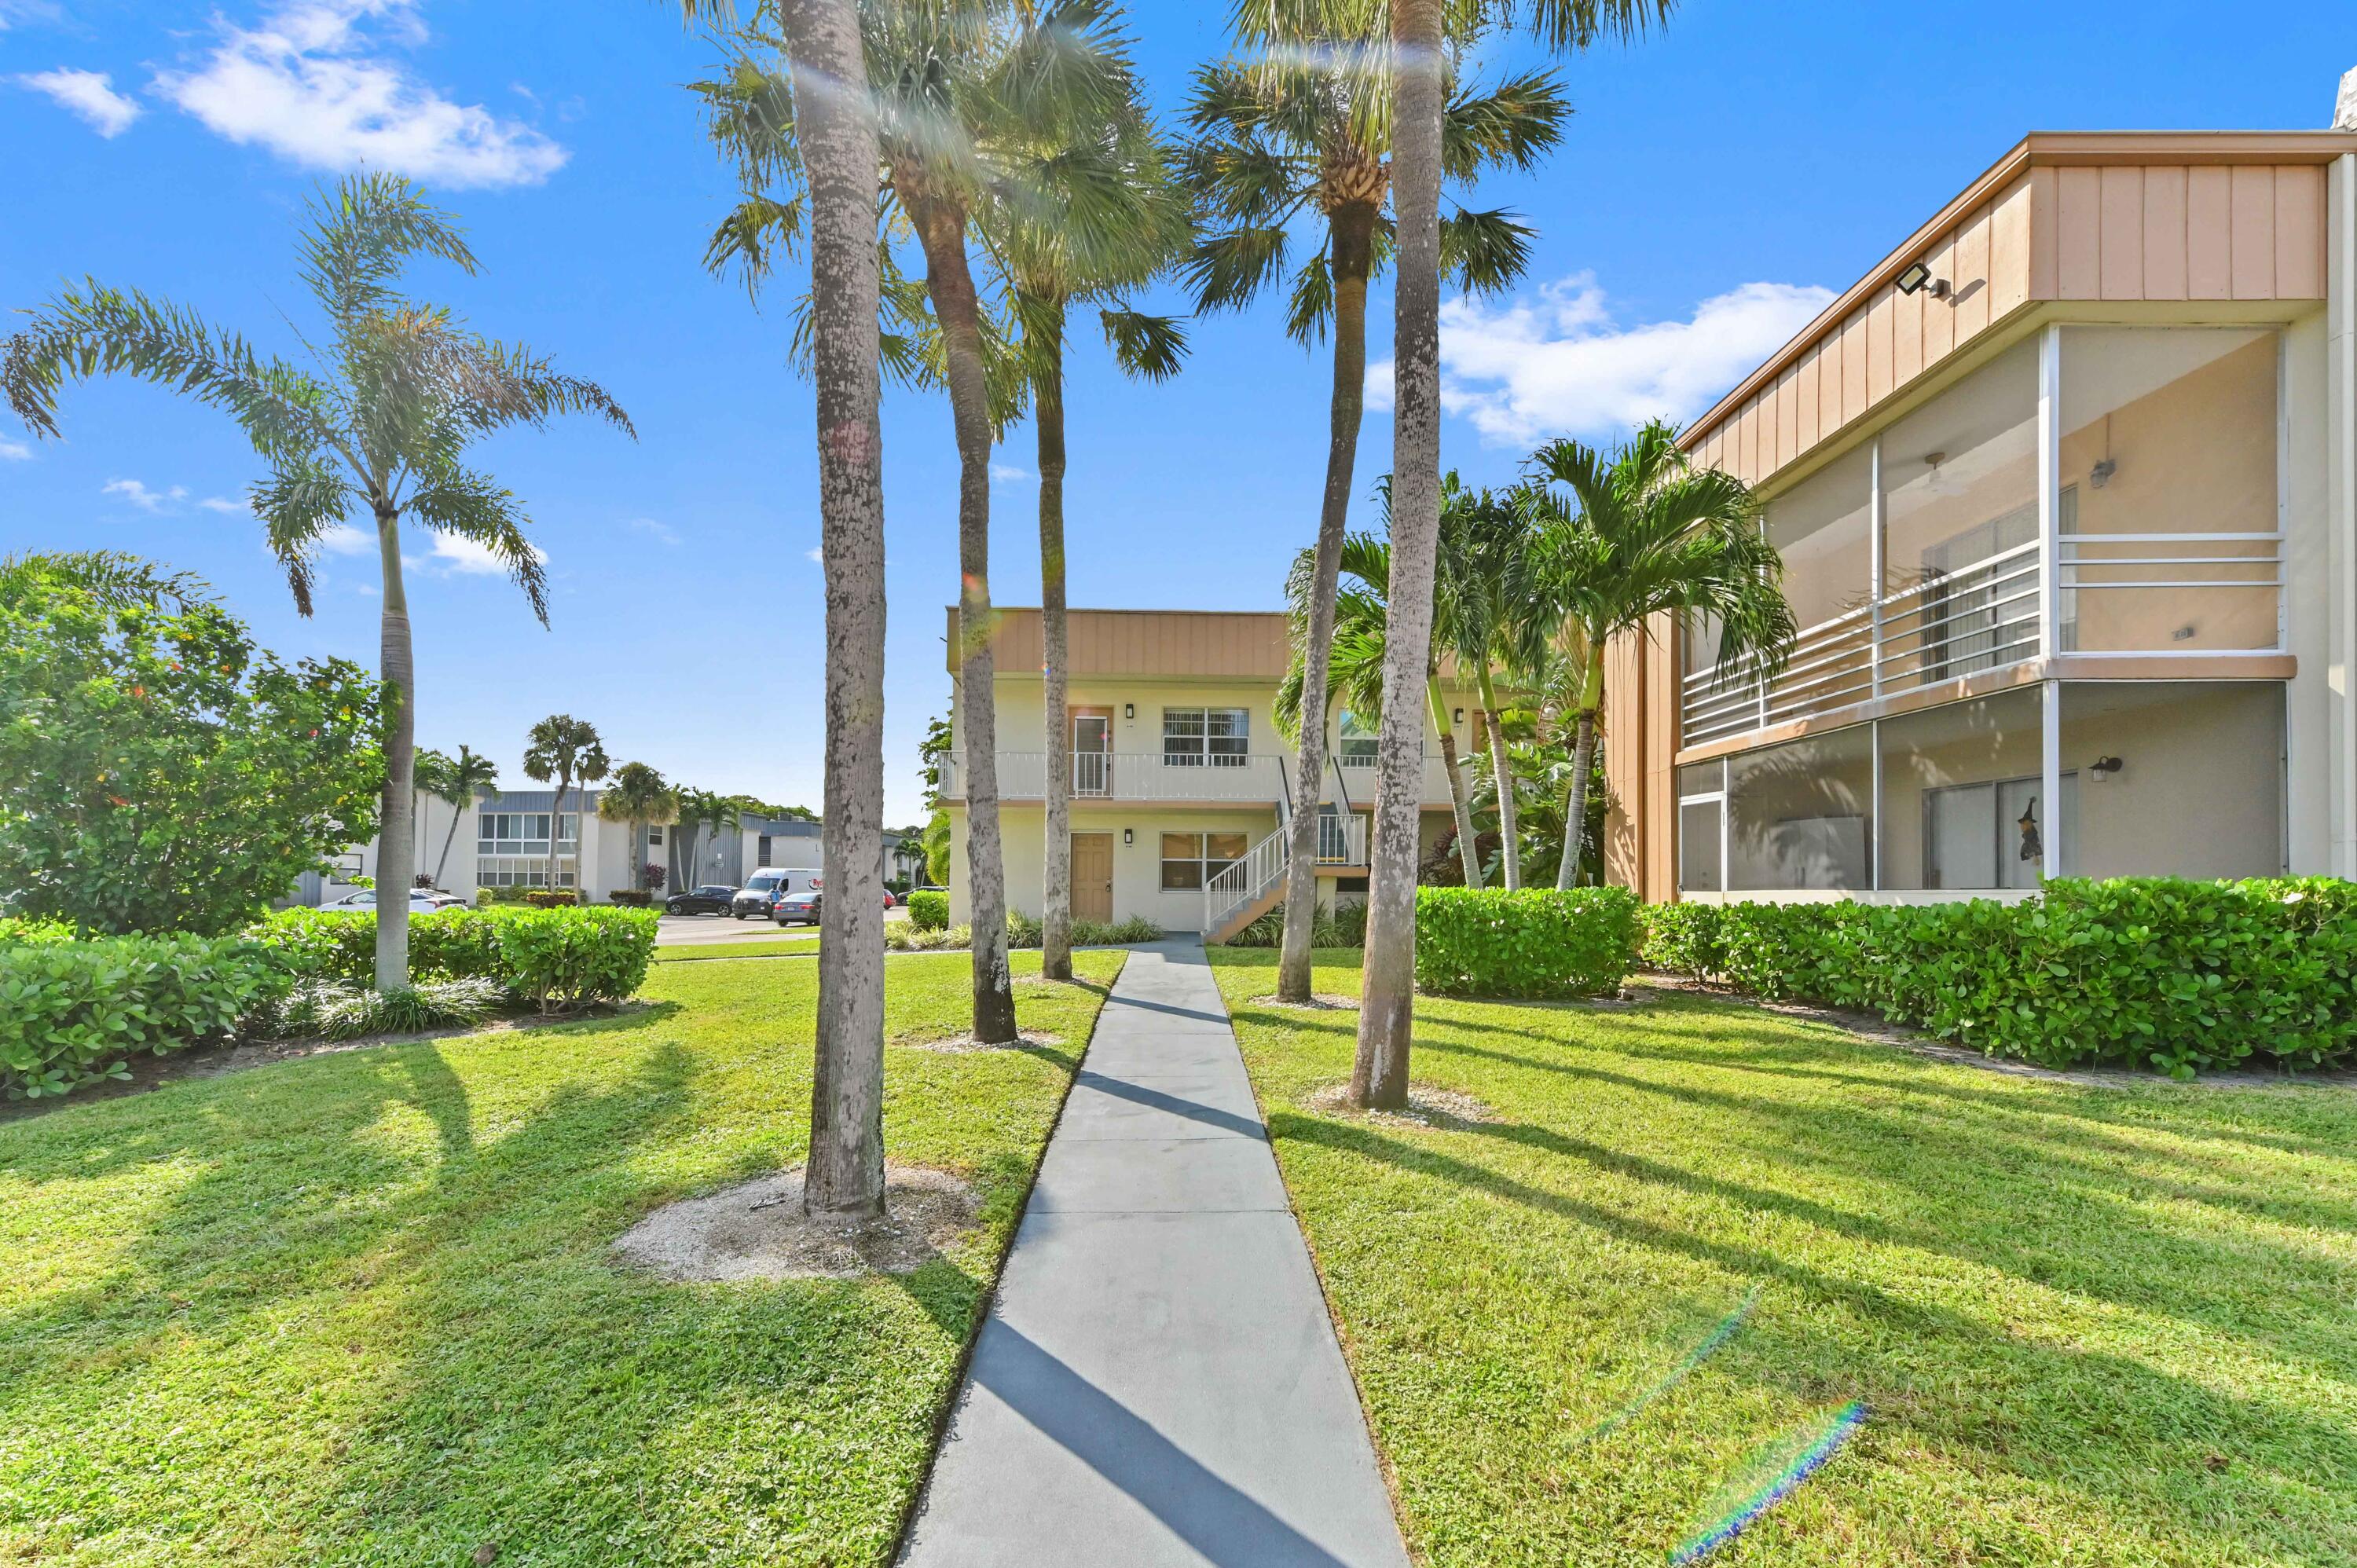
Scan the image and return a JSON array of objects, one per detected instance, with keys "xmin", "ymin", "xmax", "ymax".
[{"xmin": 665, "ymin": 885, "xmax": 737, "ymax": 915}]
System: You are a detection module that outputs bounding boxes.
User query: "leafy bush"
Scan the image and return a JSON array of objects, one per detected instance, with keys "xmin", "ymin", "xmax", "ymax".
[
  {"xmin": 1218, "ymin": 901, "xmax": 1366, "ymax": 949},
  {"xmin": 0, "ymin": 916, "xmax": 79, "ymax": 947},
  {"xmin": 0, "ymin": 932, "xmax": 284, "ymax": 1099},
  {"xmin": 907, "ymin": 890, "xmax": 950, "ymax": 931},
  {"xmin": 1636, "ymin": 878, "xmax": 2357, "ymax": 1076},
  {"xmin": 1414, "ymin": 886, "xmax": 1639, "ymax": 999},
  {"xmin": 525, "ymin": 889, "xmax": 578, "ymax": 909},
  {"xmin": 255, "ymin": 906, "xmax": 655, "ymax": 1013},
  {"xmin": 607, "ymin": 888, "xmax": 652, "ymax": 907},
  {"xmin": 273, "ymin": 976, "xmax": 507, "ymax": 1041}
]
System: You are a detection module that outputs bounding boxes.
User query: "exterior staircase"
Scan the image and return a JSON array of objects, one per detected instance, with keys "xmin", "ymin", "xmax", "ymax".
[{"xmin": 1203, "ymin": 808, "xmax": 1369, "ymax": 944}]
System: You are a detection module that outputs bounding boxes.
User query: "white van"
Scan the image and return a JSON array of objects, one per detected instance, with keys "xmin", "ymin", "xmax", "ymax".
[{"xmin": 731, "ymin": 866, "xmax": 823, "ymax": 918}]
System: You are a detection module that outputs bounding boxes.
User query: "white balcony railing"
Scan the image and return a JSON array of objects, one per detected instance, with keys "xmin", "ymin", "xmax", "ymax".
[
  {"xmin": 1684, "ymin": 540, "xmax": 2044, "ymax": 746},
  {"xmin": 939, "ymin": 750, "xmax": 1460, "ymax": 808}
]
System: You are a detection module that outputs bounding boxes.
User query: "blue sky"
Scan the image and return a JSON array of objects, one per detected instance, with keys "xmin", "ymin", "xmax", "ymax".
[{"xmin": 2, "ymin": 0, "xmax": 2350, "ymax": 824}]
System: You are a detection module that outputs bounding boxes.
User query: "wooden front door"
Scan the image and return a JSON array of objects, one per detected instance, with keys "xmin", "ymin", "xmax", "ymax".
[{"xmin": 1070, "ymin": 832, "xmax": 1114, "ymax": 923}]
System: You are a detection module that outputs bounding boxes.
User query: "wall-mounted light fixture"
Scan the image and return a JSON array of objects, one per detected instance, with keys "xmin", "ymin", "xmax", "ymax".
[
  {"xmin": 2090, "ymin": 457, "xmax": 2117, "ymax": 489},
  {"xmin": 2088, "ymin": 755, "xmax": 2125, "ymax": 782},
  {"xmin": 1123, "ymin": 703, "xmax": 1135, "ymax": 720},
  {"xmin": 1895, "ymin": 261, "xmax": 1952, "ymax": 299},
  {"xmin": 1453, "ymin": 707, "xmax": 1465, "ymax": 726},
  {"xmin": 1122, "ymin": 827, "xmax": 1134, "ymax": 846}
]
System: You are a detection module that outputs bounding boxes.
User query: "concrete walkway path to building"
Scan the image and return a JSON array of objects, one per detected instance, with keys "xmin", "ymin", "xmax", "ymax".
[{"xmin": 899, "ymin": 940, "xmax": 1409, "ymax": 1568}]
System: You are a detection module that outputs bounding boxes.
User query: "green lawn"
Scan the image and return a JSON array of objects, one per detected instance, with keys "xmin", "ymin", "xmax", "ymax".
[
  {"xmin": 1211, "ymin": 948, "xmax": 2357, "ymax": 1568},
  {"xmin": 651, "ymin": 936, "xmax": 822, "ymax": 962},
  {"xmin": 0, "ymin": 949, "xmax": 1125, "ymax": 1566}
]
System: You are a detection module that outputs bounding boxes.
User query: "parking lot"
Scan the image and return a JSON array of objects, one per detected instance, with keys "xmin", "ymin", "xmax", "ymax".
[{"xmin": 655, "ymin": 906, "xmax": 909, "ymax": 945}]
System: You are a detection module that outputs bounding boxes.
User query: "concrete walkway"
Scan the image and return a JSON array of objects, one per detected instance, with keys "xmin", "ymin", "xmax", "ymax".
[{"xmin": 900, "ymin": 941, "xmax": 1409, "ymax": 1568}]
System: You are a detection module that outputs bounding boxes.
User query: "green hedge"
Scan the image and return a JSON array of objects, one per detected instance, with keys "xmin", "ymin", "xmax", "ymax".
[
  {"xmin": 1637, "ymin": 877, "xmax": 2357, "ymax": 1077},
  {"xmin": 1414, "ymin": 886, "xmax": 1639, "ymax": 999},
  {"xmin": 907, "ymin": 890, "xmax": 950, "ymax": 931},
  {"xmin": 255, "ymin": 906, "xmax": 657, "ymax": 1014},
  {"xmin": 2, "ymin": 932, "xmax": 283, "ymax": 1099}
]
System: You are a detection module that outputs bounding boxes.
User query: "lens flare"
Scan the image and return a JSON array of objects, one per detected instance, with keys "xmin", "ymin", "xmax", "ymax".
[
  {"xmin": 1580, "ymin": 1285, "xmax": 1761, "ymax": 1446},
  {"xmin": 1670, "ymin": 1401, "xmax": 1867, "ymax": 1565}
]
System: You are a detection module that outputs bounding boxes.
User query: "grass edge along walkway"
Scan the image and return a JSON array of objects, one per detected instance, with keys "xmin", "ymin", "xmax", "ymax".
[
  {"xmin": 0, "ymin": 948, "xmax": 1127, "ymax": 1566},
  {"xmin": 1208, "ymin": 945, "xmax": 2357, "ymax": 1568}
]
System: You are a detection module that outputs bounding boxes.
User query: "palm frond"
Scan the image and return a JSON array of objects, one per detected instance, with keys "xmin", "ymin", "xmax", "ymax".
[
  {"xmin": 406, "ymin": 467, "xmax": 552, "ymax": 625},
  {"xmin": 298, "ymin": 174, "xmax": 478, "ymax": 331},
  {"xmin": 1181, "ymin": 225, "xmax": 1291, "ymax": 313},
  {"xmin": 1283, "ymin": 248, "xmax": 1334, "ymax": 346},
  {"xmin": 1441, "ymin": 69, "xmax": 1572, "ymax": 180},
  {"xmin": 1098, "ymin": 308, "xmax": 1186, "ymax": 381},
  {"xmin": 705, "ymin": 192, "xmax": 808, "ymax": 298},
  {"xmin": 1439, "ymin": 206, "xmax": 1534, "ymax": 298}
]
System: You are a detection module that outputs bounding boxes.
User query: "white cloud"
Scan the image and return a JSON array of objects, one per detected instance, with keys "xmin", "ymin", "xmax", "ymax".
[
  {"xmin": 152, "ymin": 0, "xmax": 569, "ymax": 189},
  {"xmin": 0, "ymin": 439, "xmax": 31, "ymax": 462},
  {"xmin": 0, "ymin": 2, "xmax": 64, "ymax": 31},
  {"xmin": 1369, "ymin": 272, "xmax": 1836, "ymax": 448},
  {"xmin": 427, "ymin": 531, "xmax": 546, "ymax": 575},
  {"xmin": 805, "ymin": 545, "xmax": 823, "ymax": 565},
  {"xmin": 16, "ymin": 68, "xmax": 141, "ymax": 137},
  {"xmin": 315, "ymin": 522, "xmax": 374, "ymax": 555},
  {"xmin": 197, "ymin": 495, "xmax": 247, "ymax": 513},
  {"xmin": 103, "ymin": 478, "xmax": 188, "ymax": 511},
  {"xmin": 626, "ymin": 516, "xmax": 679, "ymax": 545},
  {"xmin": 988, "ymin": 463, "xmax": 1031, "ymax": 483}
]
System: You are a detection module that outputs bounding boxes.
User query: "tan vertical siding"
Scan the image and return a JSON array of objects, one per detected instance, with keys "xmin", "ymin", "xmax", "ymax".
[
  {"xmin": 2275, "ymin": 163, "xmax": 2324, "ymax": 296},
  {"xmin": 1988, "ymin": 176, "xmax": 2034, "ymax": 316},
  {"xmin": 2230, "ymin": 165, "xmax": 2275, "ymax": 299},
  {"xmin": 2142, "ymin": 166, "xmax": 2189, "ymax": 299}
]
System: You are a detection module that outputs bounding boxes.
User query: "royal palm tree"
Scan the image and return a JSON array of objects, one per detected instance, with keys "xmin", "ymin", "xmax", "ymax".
[
  {"xmin": 986, "ymin": 48, "xmax": 1190, "ymax": 983},
  {"xmin": 687, "ymin": 0, "xmax": 896, "ymax": 1217},
  {"xmin": 521, "ymin": 715, "xmax": 608, "ymax": 897},
  {"xmin": 1519, "ymin": 420, "xmax": 1795, "ymax": 887},
  {"xmin": 599, "ymin": 761, "xmax": 680, "ymax": 895},
  {"xmin": 1434, "ymin": 480, "xmax": 1545, "ymax": 890},
  {"xmin": 1, "ymin": 175, "xmax": 631, "ymax": 991},
  {"xmin": 431, "ymin": 744, "xmax": 499, "ymax": 888},
  {"xmin": 1186, "ymin": 23, "xmax": 1565, "ymax": 1002},
  {"xmin": 410, "ymin": 748, "xmax": 453, "ymax": 876}
]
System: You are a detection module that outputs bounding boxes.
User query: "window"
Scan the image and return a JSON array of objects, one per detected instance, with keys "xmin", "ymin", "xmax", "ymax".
[
  {"xmin": 1877, "ymin": 689, "xmax": 2044, "ymax": 890},
  {"xmin": 647, "ymin": 825, "xmax": 664, "ymax": 846},
  {"xmin": 1677, "ymin": 760, "xmax": 1725, "ymax": 894},
  {"xmin": 1727, "ymin": 724, "xmax": 1873, "ymax": 891},
  {"xmin": 475, "ymin": 813, "xmax": 577, "ymax": 856},
  {"xmin": 1159, "ymin": 831, "xmax": 1248, "ymax": 890},
  {"xmin": 1336, "ymin": 709, "xmax": 1377, "ymax": 767},
  {"xmin": 1163, "ymin": 708, "xmax": 1249, "ymax": 768},
  {"xmin": 757, "ymin": 834, "xmax": 772, "ymax": 867}
]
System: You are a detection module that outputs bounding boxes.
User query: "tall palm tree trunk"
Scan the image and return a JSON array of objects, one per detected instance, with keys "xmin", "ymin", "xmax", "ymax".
[
  {"xmin": 434, "ymin": 804, "xmax": 465, "ymax": 888},
  {"xmin": 1278, "ymin": 203, "xmax": 1375, "ymax": 1002},
  {"xmin": 546, "ymin": 771, "xmax": 570, "ymax": 894},
  {"xmin": 374, "ymin": 507, "xmax": 413, "ymax": 991},
  {"xmin": 1557, "ymin": 650, "xmax": 1604, "ymax": 889},
  {"xmin": 1354, "ymin": 0, "xmax": 1444, "ymax": 1112},
  {"xmin": 787, "ymin": 0, "xmax": 890, "ymax": 1217},
  {"xmin": 1427, "ymin": 678, "xmax": 1481, "ymax": 886},
  {"xmin": 1035, "ymin": 296, "xmax": 1074, "ymax": 983},
  {"xmin": 911, "ymin": 191, "xmax": 1017, "ymax": 1045},
  {"xmin": 1477, "ymin": 668, "xmax": 1521, "ymax": 890}
]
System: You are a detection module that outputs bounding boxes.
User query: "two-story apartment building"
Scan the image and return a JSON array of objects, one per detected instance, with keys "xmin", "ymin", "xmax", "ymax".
[
  {"xmin": 939, "ymin": 607, "xmax": 1478, "ymax": 938},
  {"xmin": 1605, "ymin": 129, "xmax": 2357, "ymax": 902}
]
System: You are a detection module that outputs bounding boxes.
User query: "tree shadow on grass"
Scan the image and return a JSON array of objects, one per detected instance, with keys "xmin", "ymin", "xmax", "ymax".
[{"xmin": 1265, "ymin": 1108, "xmax": 2357, "ymax": 1561}]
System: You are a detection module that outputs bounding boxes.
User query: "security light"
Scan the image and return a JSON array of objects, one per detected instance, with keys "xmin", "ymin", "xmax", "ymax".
[
  {"xmin": 1124, "ymin": 702, "xmax": 1135, "ymax": 720},
  {"xmin": 1122, "ymin": 828, "xmax": 1134, "ymax": 845},
  {"xmin": 1895, "ymin": 261, "xmax": 1952, "ymax": 299}
]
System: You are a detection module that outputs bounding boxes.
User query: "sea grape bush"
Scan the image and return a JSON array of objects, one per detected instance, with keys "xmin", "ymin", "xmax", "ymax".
[
  {"xmin": 1414, "ymin": 886, "xmax": 1639, "ymax": 999},
  {"xmin": 1637, "ymin": 877, "xmax": 2357, "ymax": 1077}
]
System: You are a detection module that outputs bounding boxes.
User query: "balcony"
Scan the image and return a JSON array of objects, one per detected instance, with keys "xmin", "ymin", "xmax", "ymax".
[{"xmin": 938, "ymin": 749, "xmax": 1460, "ymax": 808}]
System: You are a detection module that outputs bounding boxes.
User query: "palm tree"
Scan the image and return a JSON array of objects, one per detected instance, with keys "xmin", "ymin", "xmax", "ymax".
[
  {"xmin": 1519, "ymin": 421, "xmax": 1795, "ymax": 888},
  {"xmin": 1186, "ymin": 23, "xmax": 1566, "ymax": 1003},
  {"xmin": 431, "ymin": 744, "xmax": 499, "ymax": 889},
  {"xmin": 2, "ymin": 175, "xmax": 631, "ymax": 991},
  {"xmin": 687, "ymin": 0, "xmax": 895, "ymax": 1217},
  {"xmin": 599, "ymin": 761, "xmax": 680, "ymax": 896},
  {"xmin": 1275, "ymin": 477, "xmax": 1501, "ymax": 891},
  {"xmin": 1434, "ymin": 480, "xmax": 1545, "ymax": 890},
  {"xmin": 986, "ymin": 40, "xmax": 1190, "ymax": 984},
  {"xmin": 670, "ymin": 786, "xmax": 743, "ymax": 890},
  {"xmin": 409, "ymin": 748, "xmax": 453, "ymax": 879},
  {"xmin": 521, "ymin": 715, "xmax": 609, "ymax": 897}
]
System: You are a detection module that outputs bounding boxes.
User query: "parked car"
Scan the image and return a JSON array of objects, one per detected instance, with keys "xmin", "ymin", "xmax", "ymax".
[
  {"xmin": 882, "ymin": 889, "xmax": 896, "ymax": 910},
  {"xmin": 665, "ymin": 885, "xmax": 737, "ymax": 916},
  {"xmin": 772, "ymin": 887, "xmax": 822, "ymax": 926},
  {"xmin": 325, "ymin": 888, "xmax": 464, "ymax": 913},
  {"xmin": 732, "ymin": 867, "xmax": 820, "ymax": 918}
]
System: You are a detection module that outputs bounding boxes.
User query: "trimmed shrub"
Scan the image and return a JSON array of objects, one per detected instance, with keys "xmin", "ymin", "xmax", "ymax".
[
  {"xmin": 253, "ymin": 905, "xmax": 657, "ymax": 1013},
  {"xmin": 1414, "ymin": 886, "xmax": 1639, "ymax": 999},
  {"xmin": 907, "ymin": 890, "xmax": 950, "ymax": 931},
  {"xmin": 607, "ymin": 888, "xmax": 652, "ymax": 907},
  {"xmin": 1636, "ymin": 877, "xmax": 2357, "ymax": 1076},
  {"xmin": 0, "ymin": 916, "xmax": 79, "ymax": 947},
  {"xmin": 525, "ymin": 889, "xmax": 578, "ymax": 909},
  {"xmin": 1, "ymin": 932, "xmax": 284, "ymax": 1099}
]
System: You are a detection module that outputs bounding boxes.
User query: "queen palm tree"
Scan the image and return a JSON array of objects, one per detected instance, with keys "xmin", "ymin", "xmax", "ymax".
[
  {"xmin": 1435, "ymin": 480, "xmax": 1545, "ymax": 890},
  {"xmin": 1, "ymin": 174, "xmax": 631, "ymax": 991},
  {"xmin": 1185, "ymin": 24, "xmax": 1566, "ymax": 1002},
  {"xmin": 410, "ymin": 748, "xmax": 453, "ymax": 877},
  {"xmin": 599, "ymin": 761, "xmax": 680, "ymax": 896},
  {"xmin": 521, "ymin": 715, "xmax": 608, "ymax": 897},
  {"xmin": 1519, "ymin": 421, "xmax": 1795, "ymax": 887},
  {"xmin": 431, "ymin": 744, "xmax": 500, "ymax": 888},
  {"xmin": 986, "ymin": 53, "xmax": 1190, "ymax": 983}
]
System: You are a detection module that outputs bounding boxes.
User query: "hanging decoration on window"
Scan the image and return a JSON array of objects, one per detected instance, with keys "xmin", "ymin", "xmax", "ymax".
[{"xmin": 2016, "ymin": 798, "xmax": 2042, "ymax": 864}]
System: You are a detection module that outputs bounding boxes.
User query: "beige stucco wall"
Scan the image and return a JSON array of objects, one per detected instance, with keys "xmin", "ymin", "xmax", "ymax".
[
  {"xmin": 951, "ymin": 804, "xmax": 1281, "ymax": 932},
  {"xmin": 2062, "ymin": 683, "xmax": 2286, "ymax": 879}
]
